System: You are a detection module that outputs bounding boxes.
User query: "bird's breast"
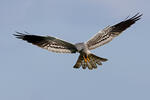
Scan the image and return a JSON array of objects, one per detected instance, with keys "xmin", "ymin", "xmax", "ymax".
[{"xmin": 75, "ymin": 42, "xmax": 90, "ymax": 54}]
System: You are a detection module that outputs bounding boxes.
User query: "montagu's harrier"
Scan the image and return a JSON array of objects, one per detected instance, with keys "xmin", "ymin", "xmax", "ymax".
[{"xmin": 14, "ymin": 13, "xmax": 142, "ymax": 70}]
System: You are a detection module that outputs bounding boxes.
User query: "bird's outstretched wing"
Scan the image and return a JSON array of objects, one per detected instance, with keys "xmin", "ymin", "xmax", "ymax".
[
  {"xmin": 86, "ymin": 13, "xmax": 142, "ymax": 50},
  {"xmin": 14, "ymin": 32, "xmax": 77, "ymax": 53}
]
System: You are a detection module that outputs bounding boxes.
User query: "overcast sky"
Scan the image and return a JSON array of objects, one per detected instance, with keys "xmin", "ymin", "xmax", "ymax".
[{"xmin": 0, "ymin": 0, "xmax": 150, "ymax": 100}]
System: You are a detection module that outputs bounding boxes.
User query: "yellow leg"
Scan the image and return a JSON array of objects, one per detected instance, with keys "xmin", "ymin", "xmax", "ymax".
[
  {"xmin": 87, "ymin": 55, "xmax": 90, "ymax": 62},
  {"xmin": 83, "ymin": 56, "xmax": 87, "ymax": 63}
]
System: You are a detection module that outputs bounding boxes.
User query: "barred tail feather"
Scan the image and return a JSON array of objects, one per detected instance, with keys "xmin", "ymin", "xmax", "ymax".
[
  {"xmin": 73, "ymin": 53, "xmax": 108, "ymax": 70},
  {"xmin": 73, "ymin": 54, "xmax": 83, "ymax": 69},
  {"xmin": 88, "ymin": 54, "xmax": 107, "ymax": 70},
  {"xmin": 88, "ymin": 56, "xmax": 97, "ymax": 69},
  {"xmin": 81, "ymin": 60, "xmax": 87, "ymax": 69},
  {"xmin": 89, "ymin": 54, "xmax": 108, "ymax": 65}
]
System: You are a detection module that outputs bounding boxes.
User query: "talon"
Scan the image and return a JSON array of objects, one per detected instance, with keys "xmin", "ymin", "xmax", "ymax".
[{"xmin": 83, "ymin": 56, "xmax": 87, "ymax": 63}]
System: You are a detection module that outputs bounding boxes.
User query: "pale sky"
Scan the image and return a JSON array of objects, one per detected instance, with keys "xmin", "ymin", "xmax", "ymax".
[{"xmin": 0, "ymin": 0, "xmax": 150, "ymax": 100}]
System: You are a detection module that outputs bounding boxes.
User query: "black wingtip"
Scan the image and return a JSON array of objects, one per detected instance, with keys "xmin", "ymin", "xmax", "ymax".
[
  {"xmin": 13, "ymin": 32, "xmax": 46, "ymax": 44},
  {"xmin": 113, "ymin": 13, "xmax": 143, "ymax": 32},
  {"xmin": 130, "ymin": 13, "xmax": 143, "ymax": 21},
  {"xmin": 13, "ymin": 32, "xmax": 27, "ymax": 39},
  {"xmin": 125, "ymin": 13, "xmax": 143, "ymax": 23}
]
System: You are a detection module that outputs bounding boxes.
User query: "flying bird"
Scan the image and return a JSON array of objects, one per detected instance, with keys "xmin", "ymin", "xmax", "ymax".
[{"xmin": 14, "ymin": 13, "xmax": 142, "ymax": 70}]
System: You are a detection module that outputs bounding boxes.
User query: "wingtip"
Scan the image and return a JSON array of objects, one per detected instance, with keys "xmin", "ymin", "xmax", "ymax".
[
  {"xmin": 124, "ymin": 13, "xmax": 143, "ymax": 22},
  {"xmin": 130, "ymin": 13, "xmax": 143, "ymax": 21},
  {"xmin": 13, "ymin": 32, "xmax": 26, "ymax": 39}
]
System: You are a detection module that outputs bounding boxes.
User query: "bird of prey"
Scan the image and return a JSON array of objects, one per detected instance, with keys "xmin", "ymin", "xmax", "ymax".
[{"xmin": 14, "ymin": 13, "xmax": 142, "ymax": 70}]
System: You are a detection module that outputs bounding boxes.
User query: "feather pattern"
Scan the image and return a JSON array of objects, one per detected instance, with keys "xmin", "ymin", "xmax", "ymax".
[
  {"xmin": 73, "ymin": 53, "xmax": 107, "ymax": 70},
  {"xmin": 14, "ymin": 13, "xmax": 142, "ymax": 70},
  {"xmin": 14, "ymin": 32, "xmax": 77, "ymax": 53},
  {"xmin": 86, "ymin": 13, "xmax": 142, "ymax": 50}
]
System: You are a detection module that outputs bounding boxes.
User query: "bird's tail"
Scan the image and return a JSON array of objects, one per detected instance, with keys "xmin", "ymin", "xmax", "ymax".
[{"xmin": 73, "ymin": 53, "xmax": 108, "ymax": 70}]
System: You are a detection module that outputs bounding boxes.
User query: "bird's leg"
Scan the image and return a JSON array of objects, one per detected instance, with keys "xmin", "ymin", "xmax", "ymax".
[
  {"xmin": 83, "ymin": 55, "xmax": 87, "ymax": 63},
  {"xmin": 83, "ymin": 55, "xmax": 90, "ymax": 63},
  {"xmin": 87, "ymin": 55, "xmax": 90, "ymax": 62}
]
